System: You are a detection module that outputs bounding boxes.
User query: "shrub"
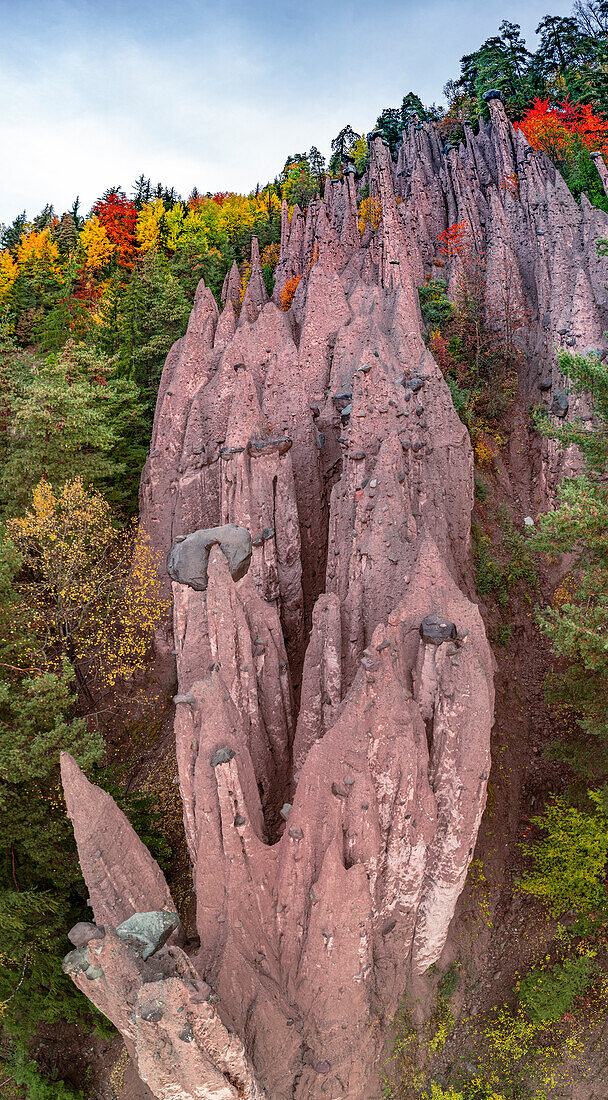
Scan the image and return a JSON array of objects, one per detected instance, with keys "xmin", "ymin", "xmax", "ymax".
[
  {"xmin": 473, "ymin": 519, "xmax": 536, "ymax": 606},
  {"xmin": 518, "ymin": 954, "xmax": 598, "ymax": 1023},
  {"xmin": 532, "ymin": 347, "xmax": 608, "ymax": 754},
  {"xmin": 422, "ymin": 1086, "xmax": 465, "ymax": 1100},
  {"xmin": 519, "ymin": 794, "xmax": 608, "ymax": 920},
  {"xmin": 419, "ymin": 279, "xmax": 454, "ymax": 329}
]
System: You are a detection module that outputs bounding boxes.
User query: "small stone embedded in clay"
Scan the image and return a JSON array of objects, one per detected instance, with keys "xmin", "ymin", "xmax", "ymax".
[
  {"xmin": 210, "ymin": 747, "xmax": 236, "ymax": 767},
  {"xmin": 551, "ymin": 391, "xmax": 569, "ymax": 418},
  {"xmin": 174, "ymin": 693, "xmax": 197, "ymax": 706}
]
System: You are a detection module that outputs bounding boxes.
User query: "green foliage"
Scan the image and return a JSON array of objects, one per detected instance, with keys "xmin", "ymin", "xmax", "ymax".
[
  {"xmin": 518, "ymin": 953, "xmax": 598, "ymax": 1022},
  {"xmin": 0, "ymin": 337, "xmax": 145, "ymax": 516},
  {"xmin": 418, "ymin": 279, "xmax": 454, "ymax": 329},
  {"xmin": 447, "ymin": 9, "xmax": 608, "ymax": 129},
  {"xmin": 439, "ymin": 963, "xmax": 460, "ymax": 1000},
  {"xmin": 474, "ymin": 470, "xmax": 488, "ymax": 502},
  {"xmin": 519, "ymin": 794, "xmax": 608, "ymax": 920},
  {"xmin": 490, "ymin": 622, "xmax": 513, "ymax": 647},
  {"xmin": 281, "ymin": 156, "xmax": 320, "ymax": 208},
  {"xmin": 0, "ymin": 889, "xmax": 90, "ymax": 1034},
  {"xmin": 418, "ymin": 268, "xmax": 519, "ymax": 447},
  {"xmin": 532, "ymin": 348, "xmax": 608, "ymax": 751},
  {"xmin": 473, "ymin": 516, "xmax": 536, "ymax": 606},
  {"xmin": 373, "ymin": 94, "xmax": 440, "ymax": 156},
  {"xmin": 112, "ymin": 248, "xmax": 190, "ymax": 393},
  {"xmin": 91, "ymin": 764, "xmax": 172, "ymax": 873},
  {"xmin": 1, "ymin": 1041, "xmax": 83, "ymax": 1098},
  {"xmin": 328, "ymin": 126, "xmax": 360, "ymax": 175},
  {"xmin": 171, "ymin": 237, "xmax": 230, "ymax": 304},
  {"xmin": 0, "ymin": 532, "xmax": 104, "ymax": 1036},
  {"xmin": 459, "ymin": 21, "xmax": 534, "ymax": 119},
  {"xmin": 561, "ymin": 138, "xmax": 608, "ymax": 210},
  {"xmin": 0, "ymin": 521, "xmax": 164, "ymax": 1047}
]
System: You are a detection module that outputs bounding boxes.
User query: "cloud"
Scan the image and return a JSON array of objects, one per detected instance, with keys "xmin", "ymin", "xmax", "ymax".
[{"xmin": 0, "ymin": 0, "xmax": 573, "ymax": 223}]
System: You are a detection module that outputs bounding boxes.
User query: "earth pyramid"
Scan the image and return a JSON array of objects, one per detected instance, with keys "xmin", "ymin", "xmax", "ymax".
[{"xmin": 61, "ymin": 97, "xmax": 608, "ymax": 1098}]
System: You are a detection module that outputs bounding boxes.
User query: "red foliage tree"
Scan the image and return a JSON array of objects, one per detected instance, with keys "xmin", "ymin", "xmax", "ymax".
[
  {"xmin": 517, "ymin": 98, "xmax": 608, "ymax": 165},
  {"xmin": 437, "ymin": 221, "xmax": 471, "ymax": 260},
  {"xmin": 91, "ymin": 190, "xmax": 138, "ymax": 269}
]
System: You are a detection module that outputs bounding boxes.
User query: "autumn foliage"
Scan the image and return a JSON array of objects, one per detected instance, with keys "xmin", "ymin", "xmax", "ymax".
[
  {"xmin": 358, "ymin": 196, "xmax": 383, "ymax": 235},
  {"xmin": 280, "ymin": 275, "xmax": 301, "ymax": 311},
  {"xmin": 8, "ymin": 479, "xmax": 167, "ymax": 689},
  {"xmin": 92, "ymin": 190, "xmax": 138, "ymax": 269},
  {"xmin": 437, "ymin": 220, "xmax": 472, "ymax": 259},
  {"xmin": 517, "ymin": 98, "xmax": 608, "ymax": 165}
]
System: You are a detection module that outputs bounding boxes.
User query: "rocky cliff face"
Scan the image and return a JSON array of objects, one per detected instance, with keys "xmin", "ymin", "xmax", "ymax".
[{"xmin": 61, "ymin": 98, "xmax": 607, "ymax": 1098}]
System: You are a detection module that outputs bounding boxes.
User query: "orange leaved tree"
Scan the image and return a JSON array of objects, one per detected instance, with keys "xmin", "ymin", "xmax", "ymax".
[
  {"xmin": 517, "ymin": 98, "xmax": 608, "ymax": 206},
  {"xmin": 280, "ymin": 275, "xmax": 301, "ymax": 311}
]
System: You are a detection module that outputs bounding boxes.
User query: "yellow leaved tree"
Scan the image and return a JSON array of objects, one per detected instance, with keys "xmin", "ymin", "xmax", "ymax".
[
  {"xmin": 0, "ymin": 250, "xmax": 18, "ymax": 303},
  {"xmin": 8, "ymin": 479, "xmax": 168, "ymax": 697},
  {"xmin": 16, "ymin": 228, "xmax": 61, "ymax": 273},
  {"xmin": 136, "ymin": 198, "xmax": 167, "ymax": 252},
  {"xmin": 358, "ymin": 197, "xmax": 382, "ymax": 235},
  {"xmin": 80, "ymin": 215, "xmax": 115, "ymax": 270}
]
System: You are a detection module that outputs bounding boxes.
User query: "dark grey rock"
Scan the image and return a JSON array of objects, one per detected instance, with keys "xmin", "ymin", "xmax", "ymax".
[
  {"xmin": 167, "ymin": 525, "xmax": 252, "ymax": 591},
  {"xmin": 483, "ymin": 89, "xmax": 505, "ymax": 104},
  {"xmin": 116, "ymin": 911, "xmax": 181, "ymax": 961},
  {"xmin": 68, "ymin": 922, "xmax": 104, "ymax": 948},
  {"xmin": 539, "ymin": 377, "xmax": 552, "ymax": 391},
  {"xmin": 420, "ymin": 615, "xmax": 457, "ymax": 645},
  {"xmin": 551, "ymin": 391, "xmax": 569, "ymax": 418},
  {"xmin": 210, "ymin": 747, "xmax": 236, "ymax": 767},
  {"xmin": 62, "ymin": 948, "xmax": 90, "ymax": 976}
]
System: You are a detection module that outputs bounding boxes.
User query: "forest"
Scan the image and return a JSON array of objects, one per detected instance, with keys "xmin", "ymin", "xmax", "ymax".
[{"xmin": 1, "ymin": 1, "xmax": 608, "ymax": 1097}]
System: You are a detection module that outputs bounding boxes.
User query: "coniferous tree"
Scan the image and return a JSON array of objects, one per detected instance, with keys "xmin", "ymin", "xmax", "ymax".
[{"xmin": 533, "ymin": 336, "xmax": 608, "ymax": 767}]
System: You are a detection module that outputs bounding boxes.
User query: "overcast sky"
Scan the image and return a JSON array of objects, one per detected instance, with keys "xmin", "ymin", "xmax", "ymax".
[{"xmin": 0, "ymin": 0, "xmax": 573, "ymax": 225}]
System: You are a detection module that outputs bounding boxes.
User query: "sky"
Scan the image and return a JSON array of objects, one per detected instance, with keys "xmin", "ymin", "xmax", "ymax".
[{"xmin": 0, "ymin": 0, "xmax": 574, "ymax": 225}]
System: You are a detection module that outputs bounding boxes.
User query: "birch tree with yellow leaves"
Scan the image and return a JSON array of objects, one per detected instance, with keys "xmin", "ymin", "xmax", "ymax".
[{"xmin": 7, "ymin": 479, "xmax": 168, "ymax": 701}]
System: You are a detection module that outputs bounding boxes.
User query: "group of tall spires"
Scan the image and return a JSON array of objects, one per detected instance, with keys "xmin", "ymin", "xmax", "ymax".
[{"xmin": 59, "ymin": 96, "xmax": 606, "ymax": 1098}]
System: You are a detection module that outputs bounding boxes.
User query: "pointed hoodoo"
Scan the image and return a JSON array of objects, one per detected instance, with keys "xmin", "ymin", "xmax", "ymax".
[
  {"xmin": 239, "ymin": 237, "xmax": 269, "ymax": 323},
  {"xmin": 591, "ymin": 150, "xmax": 608, "ymax": 199},
  {"xmin": 222, "ymin": 259, "xmax": 243, "ymax": 312},
  {"xmin": 60, "ymin": 753, "xmax": 177, "ymax": 928}
]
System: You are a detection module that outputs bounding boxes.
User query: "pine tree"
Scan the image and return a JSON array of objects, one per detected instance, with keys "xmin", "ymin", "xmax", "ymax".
[
  {"xmin": 0, "ymin": 337, "xmax": 145, "ymax": 516},
  {"xmin": 533, "ymin": 339, "xmax": 608, "ymax": 765},
  {"xmin": 117, "ymin": 248, "xmax": 189, "ymax": 392}
]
